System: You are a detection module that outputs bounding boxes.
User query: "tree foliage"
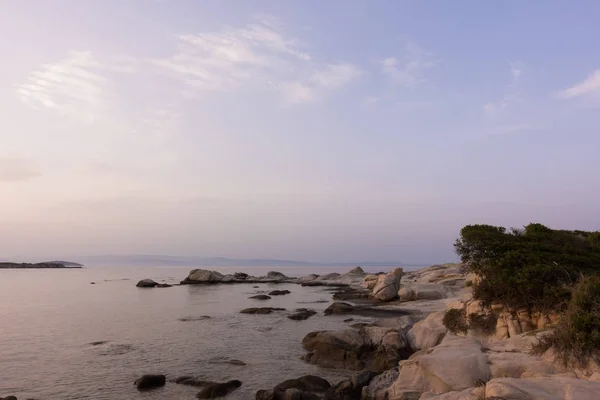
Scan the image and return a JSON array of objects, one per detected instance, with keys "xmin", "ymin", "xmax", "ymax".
[{"xmin": 455, "ymin": 223, "xmax": 600, "ymax": 311}]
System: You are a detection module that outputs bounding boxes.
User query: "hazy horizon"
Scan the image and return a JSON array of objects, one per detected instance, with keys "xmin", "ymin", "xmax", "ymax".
[{"xmin": 2, "ymin": 1, "xmax": 599, "ymax": 263}]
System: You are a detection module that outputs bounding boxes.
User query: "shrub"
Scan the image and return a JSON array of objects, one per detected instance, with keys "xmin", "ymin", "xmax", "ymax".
[
  {"xmin": 533, "ymin": 275, "xmax": 600, "ymax": 366},
  {"xmin": 443, "ymin": 308, "xmax": 468, "ymax": 334},
  {"xmin": 455, "ymin": 223, "xmax": 600, "ymax": 311},
  {"xmin": 468, "ymin": 313, "xmax": 497, "ymax": 336},
  {"xmin": 465, "ymin": 280, "xmax": 473, "ymax": 287}
]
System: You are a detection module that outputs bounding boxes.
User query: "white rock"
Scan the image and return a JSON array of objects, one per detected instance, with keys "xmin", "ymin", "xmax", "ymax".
[
  {"xmin": 407, "ymin": 311, "xmax": 447, "ymax": 351},
  {"xmin": 398, "ymin": 284, "xmax": 451, "ymax": 301},
  {"xmin": 372, "ymin": 268, "xmax": 404, "ymax": 301},
  {"xmin": 485, "ymin": 376, "xmax": 600, "ymax": 400}
]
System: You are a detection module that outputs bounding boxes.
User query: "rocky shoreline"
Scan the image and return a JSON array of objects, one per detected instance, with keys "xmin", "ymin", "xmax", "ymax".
[{"xmin": 156, "ymin": 263, "xmax": 600, "ymax": 399}]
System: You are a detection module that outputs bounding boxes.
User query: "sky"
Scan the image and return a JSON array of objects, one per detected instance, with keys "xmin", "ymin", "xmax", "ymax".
[{"xmin": 1, "ymin": 0, "xmax": 600, "ymax": 264}]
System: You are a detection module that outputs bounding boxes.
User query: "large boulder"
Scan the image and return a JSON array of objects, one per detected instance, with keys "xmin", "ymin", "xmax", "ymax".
[
  {"xmin": 302, "ymin": 327, "xmax": 410, "ymax": 372},
  {"xmin": 185, "ymin": 269, "xmax": 224, "ymax": 283},
  {"xmin": 406, "ymin": 311, "xmax": 448, "ymax": 351},
  {"xmin": 372, "ymin": 268, "xmax": 404, "ymax": 301},
  {"xmin": 346, "ymin": 266, "xmax": 366, "ymax": 275},
  {"xmin": 134, "ymin": 374, "xmax": 166, "ymax": 390},
  {"xmin": 485, "ymin": 376, "xmax": 600, "ymax": 400},
  {"xmin": 398, "ymin": 284, "xmax": 451, "ymax": 301},
  {"xmin": 361, "ymin": 274, "xmax": 380, "ymax": 290},
  {"xmin": 266, "ymin": 271, "xmax": 289, "ymax": 280},
  {"xmin": 136, "ymin": 279, "xmax": 158, "ymax": 288},
  {"xmin": 197, "ymin": 380, "xmax": 242, "ymax": 398},
  {"xmin": 323, "ymin": 369, "xmax": 378, "ymax": 400},
  {"xmin": 387, "ymin": 335, "xmax": 490, "ymax": 395}
]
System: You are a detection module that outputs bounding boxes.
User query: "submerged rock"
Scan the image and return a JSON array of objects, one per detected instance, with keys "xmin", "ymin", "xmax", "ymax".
[
  {"xmin": 178, "ymin": 316, "xmax": 211, "ymax": 322},
  {"xmin": 134, "ymin": 374, "xmax": 166, "ymax": 390},
  {"xmin": 288, "ymin": 309, "xmax": 317, "ymax": 320},
  {"xmin": 175, "ymin": 377, "xmax": 215, "ymax": 387},
  {"xmin": 241, "ymin": 307, "xmax": 286, "ymax": 314},
  {"xmin": 136, "ymin": 279, "xmax": 158, "ymax": 288},
  {"xmin": 196, "ymin": 380, "xmax": 242, "ymax": 398},
  {"xmin": 249, "ymin": 295, "xmax": 272, "ymax": 300},
  {"xmin": 269, "ymin": 290, "xmax": 291, "ymax": 296},
  {"xmin": 324, "ymin": 302, "xmax": 354, "ymax": 315},
  {"xmin": 257, "ymin": 375, "xmax": 331, "ymax": 400}
]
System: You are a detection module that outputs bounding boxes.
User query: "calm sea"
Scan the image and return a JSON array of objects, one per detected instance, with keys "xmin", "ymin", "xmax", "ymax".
[{"xmin": 0, "ymin": 265, "xmax": 396, "ymax": 399}]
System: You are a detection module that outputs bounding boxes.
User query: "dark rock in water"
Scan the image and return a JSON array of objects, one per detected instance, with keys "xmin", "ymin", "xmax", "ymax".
[
  {"xmin": 323, "ymin": 370, "xmax": 378, "ymax": 400},
  {"xmin": 274, "ymin": 375, "xmax": 331, "ymax": 393},
  {"xmin": 208, "ymin": 357, "xmax": 246, "ymax": 366},
  {"xmin": 240, "ymin": 307, "xmax": 285, "ymax": 314},
  {"xmin": 297, "ymin": 300, "xmax": 329, "ymax": 304},
  {"xmin": 282, "ymin": 388, "xmax": 321, "ymax": 399},
  {"xmin": 1, "ymin": 396, "xmax": 18, "ymax": 400},
  {"xmin": 175, "ymin": 377, "xmax": 215, "ymax": 387},
  {"xmin": 196, "ymin": 380, "xmax": 242, "ymax": 398},
  {"xmin": 249, "ymin": 295, "xmax": 272, "ymax": 300},
  {"xmin": 253, "ymin": 285, "xmax": 260, "ymax": 288},
  {"xmin": 324, "ymin": 302, "xmax": 354, "ymax": 315},
  {"xmin": 134, "ymin": 374, "xmax": 166, "ymax": 390},
  {"xmin": 156, "ymin": 283, "xmax": 173, "ymax": 288},
  {"xmin": 269, "ymin": 290, "xmax": 291, "ymax": 296},
  {"xmin": 266, "ymin": 271, "xmax": 289, "ymax": 280},
  {"xmin": 90, "ymin": 282, "xmax": 96, "ymax": 284},
  {"xmin": 136, "ymin": 279, "xmax": 158, "ymax": 288},
  {"xmin": 179, "ymin": 316, "xmax": 211, "ymax": 322},
  {"xmin": 89, "ymin": 340, "xmax": 109, "ymax": 346},
  {"xmin": 343, "ymin": 318, "xmax": 354, "ymax": 322},
  {"xmin": 332, "ymin": 287, "xmax": 372, "ymax": 301},
  {"xmin": 234, "ymin": 272, "xmax": 249, "ymax": 279},
  {"xmin": 288, "ymin": 309, "xmax": 317, "ymax": 321}
]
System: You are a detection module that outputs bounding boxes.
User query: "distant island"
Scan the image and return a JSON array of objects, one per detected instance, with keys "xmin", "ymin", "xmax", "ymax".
[{"xmin": 0, "ymin": 261, "xmax": 83, "ymax": 269}]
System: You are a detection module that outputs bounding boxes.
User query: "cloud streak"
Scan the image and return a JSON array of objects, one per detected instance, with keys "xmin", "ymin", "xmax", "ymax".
[
  {"xmin": 381, "ymin": 42, "xmax": 434, "ymax": 86},
  {"xmin": 560, "ymin": 69, "xmax": 600, "ymax": 98}
]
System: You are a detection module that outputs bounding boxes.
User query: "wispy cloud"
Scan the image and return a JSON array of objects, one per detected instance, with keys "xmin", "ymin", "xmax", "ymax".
[
  {"xmin": 16, "ymin": 51, "xmax": 108, "ymax": 123},
  {"xmin": 381, "ymin": 41, "xmax": 434, "ymax": 86},
  {"xmin": 0, "ymin": 157, "xmax": 40, "ymax": 182},
  {"xmin": 560, "ymin": 69, "xmax": 600, "ymax": 98},
  {"xmin": 483, "ymin": 63, "xmax": 524, "ymax": 120},
  {"xmin": 154, "ymin": 19, "xmax": 360, "ymax": 103}
]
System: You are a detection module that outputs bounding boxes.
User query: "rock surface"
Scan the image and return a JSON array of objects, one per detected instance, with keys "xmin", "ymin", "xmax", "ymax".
[
  {"xmin": 249, "ymin": 295, "xmax": 272, "ymax": 300},
  {"xmin": 398, "ymin": 284, "xmax": 451, "ymax": 301},
  {"xmin": 266, "ymin": 271, "xmax": 289, "ymax": 280},
  {"xmin": 269, "ymin": 290, "xmax": 291, "ymax": 296},
  {"xmin": 485, "ymin": 376, "xmax": 600, "ymax": 400},
  {"xmin": 288, "ymin": 309, "xmax": 317, "ymax": 320},
  {"xmin": 184, "ymin": 269, "xmax": 225, "ymax": 283},
  {"xmin": 134, "ymin": 374, "xmax": 166, "ymax": 390},
  {"xmin": 324, "ymin": 302, "xmax": 354, "ymax": 315}
]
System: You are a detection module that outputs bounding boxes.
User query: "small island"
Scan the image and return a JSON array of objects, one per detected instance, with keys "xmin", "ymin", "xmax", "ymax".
[{"xmin": 0, "ymin": 261, "xmax": 83, "ymax": 269}]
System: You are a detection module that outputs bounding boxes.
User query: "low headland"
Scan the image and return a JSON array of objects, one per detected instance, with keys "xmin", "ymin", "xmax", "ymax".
[
  {"xmin": 0, "ymin": 261, "xmax": 83, "ymax": 269},
  {"xmin": 127, "ymin": 223, "xmax": 600, "ymax": 400}
]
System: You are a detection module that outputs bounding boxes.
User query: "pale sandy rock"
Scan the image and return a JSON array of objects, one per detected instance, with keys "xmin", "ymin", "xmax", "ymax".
[
  {"xmin": 361, "ymin": 367, "xmax": 399, "ymax": 399},
  {"xmin": 494, "ymin": 315, "xmax": 510, "ymax": 340},
  {"xmin": 485, "ymin": 376, "xmax": 600, "ymax": 400},
  {"xmin": 418, "ymin": 386, "xmax": 484, "ymax": 400},
  {"xmin": 487, "ymin": 351, "xmax": 555, "ymax": 379},
  {"xmin": 506, "ymin": 314, "xmax": 523, "ymax": 337},
  {"xmin": 372, "ymin": 268, "xmax": 404, "ymax": 301},
  {"xmin": 187, "ymin": 269, "xmax": 224, "ymax": 282},
  {"xmin": 399, "ymin": 284, "xmax": 451, "ymax": 301},
  {"xmin": 407, "ymin": 311, "xmax": 447, "ymax": 351},
  {"xmin": 389, "ymin": 335, "xmax": 490, "ymax": 395},
  {"xmin": 465, "ymin": 300, "xmax": 484, "ymax": 316},
  {"xmin": 361, "ymin": 274, "xmax": 380, "ymax": 290},
  {"xmin": 319, "ymin": 273, "xmax": 342, "ymax": 281}
]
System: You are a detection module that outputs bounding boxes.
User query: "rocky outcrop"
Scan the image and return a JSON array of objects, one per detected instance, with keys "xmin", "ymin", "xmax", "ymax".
[
  {"xmin": 134, "ymin": 374, "xmax": 166, "ymax": 390},
  {"xmin": 266, "ymin": 271, "xmax": 289, "ymax": 280},
  {"xmin": 485, "ymin": 376, "xmax": 600, "ymax": 400},
  {"xmin": 183, "ymin": 269, "xmax": 225, "ymax": 284},
  {"xmin": 371, "ymin": 268, "xmax": 404, "ymax": 301},
  {"xmin": 241, "ymin": 307, "xmax": 286, "ymax": 314},
  {"xmin": 197, "ymin": 380, "xmax": 242, "ymax": 398},
  {"xmin": 234, "ymin": 272, "xmax": 249, "ymax": 279},
  {"xmin": 302, "ymin": 326, "xmax": 410, "ymax": 372},
  {"xmin": 136, "ymin": 279, "xmax": 158, "ymax": 288},
  {"xmin": 288, "ymin": 309, "xmax": 317, "ymax": 320},
  {"xmin": 361, "ymin": 274, "xmax": 380, "ymax": 290},
  {"xmin": 323, "ymin": 369, "xmax": 377, "ymax": 400}
]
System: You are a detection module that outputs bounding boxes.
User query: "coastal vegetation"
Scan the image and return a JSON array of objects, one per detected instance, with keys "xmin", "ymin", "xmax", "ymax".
[{"xmin": 453, "ymin": 222, "xmax": 600, "ymax": 365}]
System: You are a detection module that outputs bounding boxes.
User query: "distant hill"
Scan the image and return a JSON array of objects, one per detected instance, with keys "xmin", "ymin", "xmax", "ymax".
[
  {"xmin": 75, "ymin": 255, "xmax": 415, "ymax": 268},
  {"xmin": 0, "ymin": 262, "xmax": 82, "ymax": 269},
  {"xmin": 44, "ymin": 260, "xmax": 84, "ymax": 267}
]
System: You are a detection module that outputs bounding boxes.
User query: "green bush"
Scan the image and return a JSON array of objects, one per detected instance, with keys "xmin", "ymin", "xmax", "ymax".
[
  {"xmin": 443, "ymin": 308, "xmax": 468, "ymax": 334},
  {"xmin": 468, "ymin": 313, "xmax": 497, "ymax": 336},
  {"xmin": 455, "ymin": 223, "xmax": 600, "ymax": 311},
  {"xmin": 533, "ymin": 275, "xmax": 600, "ymax": 365}
]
